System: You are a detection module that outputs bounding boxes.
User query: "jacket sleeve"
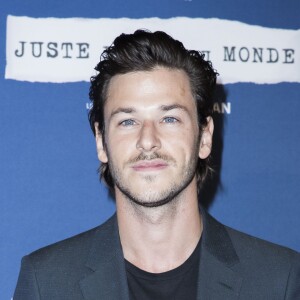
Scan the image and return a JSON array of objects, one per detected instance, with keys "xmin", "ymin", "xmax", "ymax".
[
  {"xmin": 14, "ymin": 256, "xmax": 41, "ymax": 300},
  {"xmin": 284, "ymin": 252, "xmax": 300, "ymax": 299}
]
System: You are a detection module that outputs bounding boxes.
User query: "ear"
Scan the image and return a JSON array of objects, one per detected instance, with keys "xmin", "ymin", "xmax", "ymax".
[
  {"xmin": 95, "ymin": 123, "xmax": 108, "ymax": 163},
  {"xmin": 199, "ymin": 117, "xmax": 214, "ymax": 159}
]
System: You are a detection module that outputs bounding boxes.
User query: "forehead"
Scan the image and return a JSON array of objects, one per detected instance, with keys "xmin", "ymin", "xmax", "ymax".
[{"xmin": 105, "ymin": 67, "xmax": 195, "ymax": 113}]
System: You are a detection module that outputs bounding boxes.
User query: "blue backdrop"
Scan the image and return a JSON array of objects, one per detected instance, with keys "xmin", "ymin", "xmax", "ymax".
[{"xmin": 1, "ymin": 1, "xmax": 299, "ymax": 299}]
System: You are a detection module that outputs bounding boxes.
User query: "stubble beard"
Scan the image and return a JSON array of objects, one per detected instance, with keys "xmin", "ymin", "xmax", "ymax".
[{"xmin": 107, "ymin": 138, "xmax": 200, "ymax": 209}]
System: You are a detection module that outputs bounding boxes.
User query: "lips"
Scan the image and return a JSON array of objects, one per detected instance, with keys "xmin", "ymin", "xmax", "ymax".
[{"xmin": 132, "ymin": 160, "xmax": 168, "ymax": 171}]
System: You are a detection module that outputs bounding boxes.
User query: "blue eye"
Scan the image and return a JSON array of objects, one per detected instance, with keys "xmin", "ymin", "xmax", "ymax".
[
  {"xmin": 163, "ymin": 117, "xmax": 178, "ymax": 123},
  {"xmin": 120, "ymin": 119, "xmax": 135, "ymax": 126}
]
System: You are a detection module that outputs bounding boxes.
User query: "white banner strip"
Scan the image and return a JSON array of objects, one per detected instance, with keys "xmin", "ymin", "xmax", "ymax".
[{"xmin": 5, "ymin": 15, "xmax": 300, "ymax": 84}]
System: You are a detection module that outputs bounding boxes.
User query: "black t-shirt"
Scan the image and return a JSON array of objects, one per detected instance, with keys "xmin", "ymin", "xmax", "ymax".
[{"xmin": 125, "ymin": 238, "xmax": 201, "ymax": 300}]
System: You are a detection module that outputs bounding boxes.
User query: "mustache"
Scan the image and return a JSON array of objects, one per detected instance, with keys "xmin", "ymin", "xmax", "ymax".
[{"xmin": 127, "ymin": 152, "xmax": 175, "ymax": 164}]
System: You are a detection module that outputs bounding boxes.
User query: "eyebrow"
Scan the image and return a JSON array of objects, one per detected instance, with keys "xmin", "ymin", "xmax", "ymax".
[
  {"xmin": 160, "ymin": 104, "xmax": 189, "ymax": 113},
  {"xmin": 110, "ymin": 107, "xmax": 136, "ymax": 119}
]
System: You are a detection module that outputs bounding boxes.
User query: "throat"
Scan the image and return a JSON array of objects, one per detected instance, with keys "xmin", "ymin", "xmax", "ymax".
[{"xmin": 118, "ymin": 205, "xmax": 202, "ymax": 273}]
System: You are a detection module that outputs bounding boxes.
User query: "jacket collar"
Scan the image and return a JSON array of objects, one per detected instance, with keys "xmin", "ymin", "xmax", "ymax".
[
  {"xmin": 197, "ymin": 207, "xmax": 243, "ymax": 299},
  {"xmin": 79, "ymin": 208, "xmax": 243, "ymax": 299},
  {"xmin": 79, "ymin": 214, "xmax": 130, "ymax": 300}
]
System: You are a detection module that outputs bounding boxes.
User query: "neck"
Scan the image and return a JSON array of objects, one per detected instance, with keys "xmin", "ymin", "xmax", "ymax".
[{"xmin": 116, "ymin": 181, "xmax": 202, "ymax": 273}]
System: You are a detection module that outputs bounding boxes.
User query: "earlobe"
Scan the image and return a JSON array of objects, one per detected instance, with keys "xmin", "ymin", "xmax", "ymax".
[
  {"xmin": 95, "ymin": 123, "xmax": 108, "ymax": 163},
  {"xmin": 199, "ymin": 117, "xmax": 214, "ymax": 159}
]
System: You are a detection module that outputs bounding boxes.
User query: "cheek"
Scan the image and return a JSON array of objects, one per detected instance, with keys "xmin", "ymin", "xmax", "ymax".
[
  {"xmin": 165, "ymin": 136, "xmax": 197, "ymax": 163},
  {"xmin": 106, "ymin": 134, "xmax": 136, "ymax": 165},
  {"xmin": 115, "ymin": 135, "xmax": 135, "ymax": 152},
  {"xmin": 167, "ymin": 125, "xmax": 198, "ymax": 146}
]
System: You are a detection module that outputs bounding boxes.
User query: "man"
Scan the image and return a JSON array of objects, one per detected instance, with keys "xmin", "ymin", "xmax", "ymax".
[{"xmin": 14, "ymin": 30, "xmax": 300, "ymax": 299}]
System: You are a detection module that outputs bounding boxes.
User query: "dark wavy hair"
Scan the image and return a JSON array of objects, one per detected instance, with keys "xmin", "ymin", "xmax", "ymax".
[{"xmin": 89, "ymin": 29, "xmax": 218, "ymax": 191}]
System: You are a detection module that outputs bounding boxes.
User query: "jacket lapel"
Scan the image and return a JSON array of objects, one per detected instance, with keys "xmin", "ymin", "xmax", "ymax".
[
  {"xmin": 79, "ymin": 215, "xmax": 129, "ymax": 300},
  {"xmin": 197, "ymin": 209, "xmax": 243, "ymax": 299}
]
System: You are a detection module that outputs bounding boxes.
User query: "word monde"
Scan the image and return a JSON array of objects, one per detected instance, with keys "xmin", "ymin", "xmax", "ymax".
[
  {"xmin": 14, "ymin": 41, "xmax": 90, "ymax": 58},
  {"xmin": 224, "ymin": 46, "xmax": 295, "ymax": 64}
]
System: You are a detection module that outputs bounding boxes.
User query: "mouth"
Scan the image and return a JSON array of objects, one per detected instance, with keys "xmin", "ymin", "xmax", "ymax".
[{"xmin": 131, "ymin": 160, "xmax": 168, "ymax": 172}]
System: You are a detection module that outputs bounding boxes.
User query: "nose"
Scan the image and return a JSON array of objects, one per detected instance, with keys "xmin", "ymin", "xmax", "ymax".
[{"xmin": 136, "ymin": 121, "xmax": 161, "ymax": 152}]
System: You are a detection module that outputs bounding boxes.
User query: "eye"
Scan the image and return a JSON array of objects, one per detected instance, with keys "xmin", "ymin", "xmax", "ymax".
[
  {"xmin": 119, "ymin": 119, "xmax": 136, "ymax": 126},
  {"xmin": 163, "ymin": 117, "xmax": 179, "ymax": 123}
]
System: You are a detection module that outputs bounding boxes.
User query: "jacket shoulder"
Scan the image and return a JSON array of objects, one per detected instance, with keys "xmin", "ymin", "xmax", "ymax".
[
  {"xmin": 14, "ymin": 215, "xmax": 118, "ymax": 299},
  {"xmin": 26, "ymin": 214, "xmax": 116, "ymax": 270},
  {"xmin": 225, "ymin": 224, "xmax": 299, "ymax": 262},
  {"xmin": 225, "ymin": 223, "xmax": 300, "ymax": 295},
  {"xmin": 202, "ymin": 211, "xmax": 300, "ymax": 299}
]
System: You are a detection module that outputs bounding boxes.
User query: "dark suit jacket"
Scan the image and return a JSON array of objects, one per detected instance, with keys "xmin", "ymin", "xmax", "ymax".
[{"xmin": 14, "ymin": 209, "xmax": 300, "ymax": 299}]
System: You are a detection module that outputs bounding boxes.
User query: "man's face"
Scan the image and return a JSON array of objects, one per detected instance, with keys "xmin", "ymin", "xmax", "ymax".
[{"xmin": 96, "ymin": 67, "xmax": 212, "ymax": 207}]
